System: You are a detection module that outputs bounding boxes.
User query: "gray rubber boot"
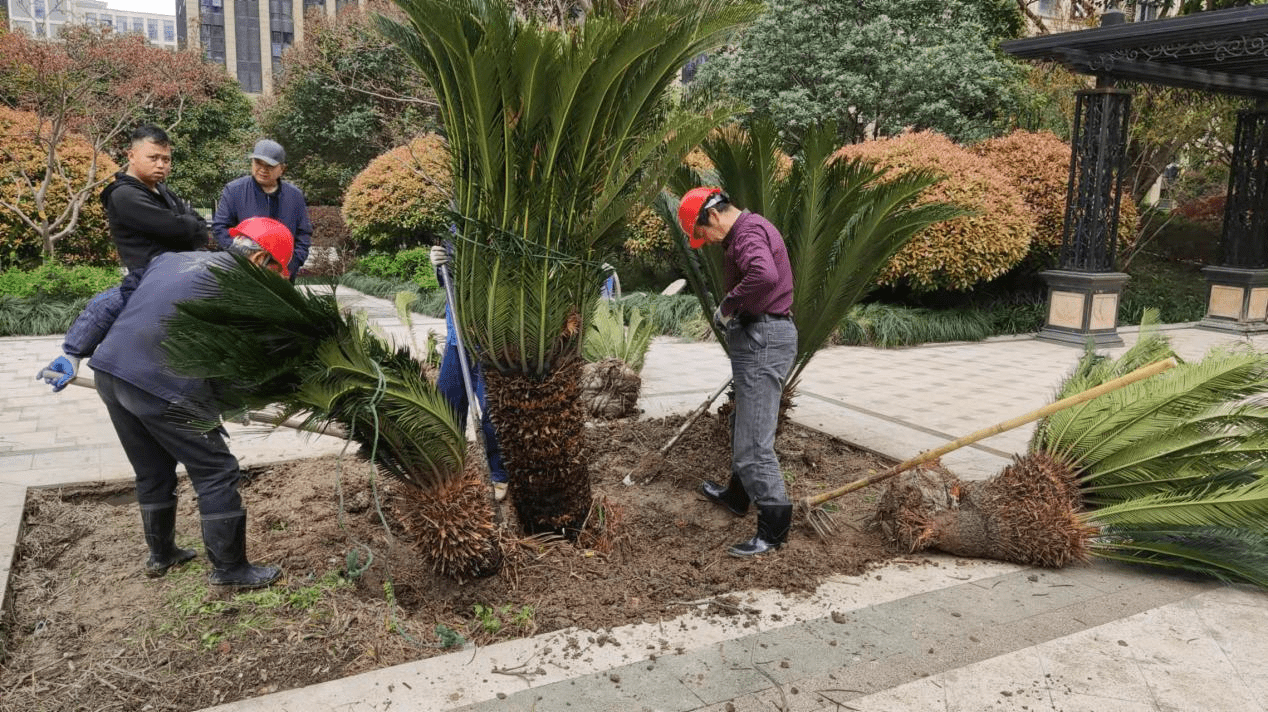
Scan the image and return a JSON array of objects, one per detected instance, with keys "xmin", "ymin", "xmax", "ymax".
[
  {"xmin": 727, "ymin": 503, "xmax": 792, "ymax": 557},
  {"xmin": 140, "ymin": 500, "xmax": 197, "ymax": 578},
  {"xmin": 200, "ymin": 511, "xmax": 281, "ymax": 588}
]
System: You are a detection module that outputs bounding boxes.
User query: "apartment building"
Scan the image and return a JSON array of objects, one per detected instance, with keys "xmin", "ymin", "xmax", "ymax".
[
  {"xmin": 6, "ymin": 0, "xmax": 178, "ymax": 48},
  {"xmin": 176, "ymin": 0, "xmax": 366, "ymax": 97}
]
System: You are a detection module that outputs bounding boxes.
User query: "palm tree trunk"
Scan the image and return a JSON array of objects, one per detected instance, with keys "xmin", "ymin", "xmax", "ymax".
[{"xmin": 485, "ymin": 356, "xmax": 592, "ymax": 537}]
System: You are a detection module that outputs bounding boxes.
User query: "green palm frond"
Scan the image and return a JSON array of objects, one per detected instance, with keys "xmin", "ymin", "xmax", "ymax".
[
  {"xmin": 665, "ymin": 120, "xmax": 964, "ymax": 381},
  {"xmin": 1085, "ymin": 476, "xmax": 1268, "ymax": 531},
  {"xmin": 1036, "ymin": 348, "xmax": 1268, "ymax": 478},
  {"xmin": 1090, "ymin": 526, "xmax": 1268, "ymax": 587},
  {"xmin": 381, "ymin": 0, "xmax": 757, "ymax": 377},
  {"xmin": 164, "ymin": 260, "xmax": 467, "ymax": 490},
  {"xmin": 583, "ymin": 299, "xmax": 656, "ymax": 372}
]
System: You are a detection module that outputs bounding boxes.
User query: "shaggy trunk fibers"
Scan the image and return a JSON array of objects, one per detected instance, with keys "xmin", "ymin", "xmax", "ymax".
[
  {"xmin": 577, "ymin": 358, "xmax": 641, "ymax": 420},
  {"xmin": 872, "ymin": 451, "xmax": 1095, "ymax": 567},
  {"xmin": 392, "ymin": 460, "xmax": 502, "ymax": 581},
  {"xmin": 485, "ymin": 358, "xmax": 592, "ymax": 538}
]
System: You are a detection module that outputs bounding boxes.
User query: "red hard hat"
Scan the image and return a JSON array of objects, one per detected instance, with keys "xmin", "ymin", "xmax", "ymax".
[
  {"xmin": 229, "ymin": 216, "xmax": 294, "ymax": 277},
  {"xmin": 678, "ymin": 187, "xmax": 724, "ymax": 249}
]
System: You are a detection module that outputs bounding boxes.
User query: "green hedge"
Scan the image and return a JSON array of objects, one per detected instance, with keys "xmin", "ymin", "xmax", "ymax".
[
  {"xmin": 352, "ymin": 248, "xmax": 440, "ymax": 291},
  {"xmin": 0, "ymin": 262, "xmax": 121, "ymax": 299}
]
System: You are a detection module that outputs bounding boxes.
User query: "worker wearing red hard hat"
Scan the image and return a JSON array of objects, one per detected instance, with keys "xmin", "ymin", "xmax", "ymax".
[
  {"xmin": 38, "ymin": 217, "xmax": 294, "ymax": 589},
  {"xmin": 679, "ymin": 187, "xmax": 797, "ymax": 557}
]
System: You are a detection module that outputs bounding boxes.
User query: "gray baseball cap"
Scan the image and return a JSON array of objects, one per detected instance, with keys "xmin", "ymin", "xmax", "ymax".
[{"xmin": 248, "ymin": 139, "xmax": 286, "ymax": 166}]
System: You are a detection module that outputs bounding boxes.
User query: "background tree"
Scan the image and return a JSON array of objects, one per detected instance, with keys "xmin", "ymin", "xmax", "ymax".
[
  {"xmin": 142, "ymin": 75, "xmax": 257, "ymax": 207},
  {"xmin": 0, "ymin": 107, "xmax": 117, "ymax": 269},
  {"xmin": 260, "ymin": 1, "xmax": 437, "ymax": 205},
  {"xmin": 692, "ymin": 0, "xmax": 1030, "ymax": 145},
  {"xmin": 0, "ymin": 26, "xmax": 224, "ymax": 260}
]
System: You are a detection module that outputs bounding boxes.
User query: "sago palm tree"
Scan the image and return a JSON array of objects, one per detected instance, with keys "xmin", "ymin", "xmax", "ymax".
[
  {"xmin": 665, "ymin": 120, "xmax": 965, "ymax": 397},
  {"xmin": 163, "ymin": 260, "xmax": 501, "ymax": 581},
  {"xmin": 378, "ymin": 0, "xmax": 759, "ymax": 536},
  {"xmin": 875, "ymin": 315, "xmax": 1268, "ymax": 587}
]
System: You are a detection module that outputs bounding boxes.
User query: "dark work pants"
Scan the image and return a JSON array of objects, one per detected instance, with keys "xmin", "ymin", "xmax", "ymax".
[
  {"xmin": 726, "ymin": 316, "xmax": 797, "ymax": 507},
  {"xmin": 95, "ymin": 371, "xmax": 243, "ymax": 515}
]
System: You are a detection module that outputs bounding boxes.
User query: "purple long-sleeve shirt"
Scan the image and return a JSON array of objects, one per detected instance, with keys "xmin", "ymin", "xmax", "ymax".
[{"xmin": 719, "ymin": 211, "xmax": 794, "ymax": 319}]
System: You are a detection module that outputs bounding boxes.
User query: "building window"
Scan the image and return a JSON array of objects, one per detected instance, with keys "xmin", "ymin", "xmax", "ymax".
[
  {"xmin": 1135, "ymin": 1, "xmax": 1159, "ymax": 21},
  {"xmin": 148, "ymin": 18, "xmax": 158, "ymax": 40},
  {"xmin": 134, "ymin": 18, "xmax": 144, "ymax": 33},
  {"xmin": 101, "ymin": 15, "xmax": 112, "ymax": 27},
  {"xmin": 85, "ymin": 11, "xmax": 96, "ymax": 23},
  {"xmin": 164, "ymin": 21, "xmax": 174, "ymax": 41},
  {"xmin": 235, "ymin": 0, "xmax": 263, "ymax": 93},
  {"xmin": 35, "ymin": 0, "xmax": 46, "ymax": 19}
]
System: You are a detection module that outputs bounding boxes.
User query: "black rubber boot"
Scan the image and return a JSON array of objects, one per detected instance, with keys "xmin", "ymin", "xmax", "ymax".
[
  {"xmin": 140, "ymin": 500, "xmax": 197, "ymax": 578},
  {"xmin": 200, "ymin": 511, "xmax": 281, "ymax": 588},
  {"xmin": 700, "ymin": 473, "xmax": 750, "ymax": 516},
  {"xmin": 727, "ymin": 503, "xmax": 792, "ymax": 557}
]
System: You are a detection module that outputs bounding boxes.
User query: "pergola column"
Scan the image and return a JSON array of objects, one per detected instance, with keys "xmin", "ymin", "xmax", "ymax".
[
  {"xmin": 1038, "ymin": 84, "xmax": 1133, "ymax": 348},
  {"xmin": 1200, "ymin": 105, "xmax": 1268, "ymax": 333}
]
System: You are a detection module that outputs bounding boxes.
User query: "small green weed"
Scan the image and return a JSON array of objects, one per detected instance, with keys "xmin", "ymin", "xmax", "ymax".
[
  {"xmin": 158, "ymin": 566, "xmax": 350, "ymax": 649},
  {"xmin": 472, "ymin": 603, "xmax": 535, "ymax": 635}
]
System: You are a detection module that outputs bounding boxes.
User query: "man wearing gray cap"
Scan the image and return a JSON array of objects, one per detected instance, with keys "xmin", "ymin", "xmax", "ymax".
[{"xmin": 212, "ymin": 139, "xmax": 312, "ymax": 281}]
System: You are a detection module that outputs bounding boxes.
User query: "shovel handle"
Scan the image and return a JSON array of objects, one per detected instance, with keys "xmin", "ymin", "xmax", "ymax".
[{"xmin": 803, "ymin": 356, "xmax": 1178, "ymax": 508}]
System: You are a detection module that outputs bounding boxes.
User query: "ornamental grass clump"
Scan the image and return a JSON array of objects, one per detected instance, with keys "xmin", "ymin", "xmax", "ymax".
[
  {"xmin": 971, "ymin": 130, "xmax": 1138, "ymax": 264},
  {"xmin": 342, "ymin": 133, "xmax": 452, "ymax": 252},
  {"xmin": 833, "ymin": 130, "xmax": 1033, "ymax": 292}
]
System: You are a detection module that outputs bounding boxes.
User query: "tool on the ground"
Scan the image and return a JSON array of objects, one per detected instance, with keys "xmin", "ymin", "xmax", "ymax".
[
  {"xmin": 623, "ymin": 375, "xmax": 733, "ymax": 486},
  {"xmin": 799, "ymin": 356, "xmax": 1179, "ymax": 538},
  {"xmin": 42, "ymin": 369, "xmax": 351, "ymax": 439}
]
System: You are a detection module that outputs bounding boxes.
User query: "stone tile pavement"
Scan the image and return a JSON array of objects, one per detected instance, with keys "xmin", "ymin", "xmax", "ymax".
[{"xmin": 2, "ymin": 290, "xmax": 1267, "ymax": 711}]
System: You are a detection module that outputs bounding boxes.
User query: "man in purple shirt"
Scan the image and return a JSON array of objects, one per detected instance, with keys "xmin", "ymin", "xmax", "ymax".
[{"xmin": 679, "ymin": 187, "xmax": 798, "ymax": 557}]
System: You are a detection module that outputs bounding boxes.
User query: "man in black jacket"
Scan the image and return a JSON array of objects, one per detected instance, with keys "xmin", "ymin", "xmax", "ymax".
[{"xmin": 101, "ymin": 125, "xmax": 208, "ymax": 280}]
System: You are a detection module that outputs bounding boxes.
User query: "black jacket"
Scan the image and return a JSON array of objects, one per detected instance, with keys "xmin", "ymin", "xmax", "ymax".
[{"xmin": 100, "ymin": 171, "xmax": 208, "ymax": 271}]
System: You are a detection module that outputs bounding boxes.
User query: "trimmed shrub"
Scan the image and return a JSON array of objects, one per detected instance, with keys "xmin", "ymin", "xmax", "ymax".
[
  {"xmin": 342, "ymin": 133, "xmax": 451, "ymax": 252},
  {"xmin": 833, "ymin": 131, "xmax": 1034, "ymax": 292},
  {"xmin": 353, "ymin": 247, "xmax": 440, "ymax": 290},
  {"xmin": 0, "ymin": 261, "xmax": 121, "ymax": 299},
  {"xmin": 971, "ymin": 130, "xmax": 1138, "ymax": 263},
  {"xmin": 0, "ymin": 107, "xmax": 119, "ymax": 269}
]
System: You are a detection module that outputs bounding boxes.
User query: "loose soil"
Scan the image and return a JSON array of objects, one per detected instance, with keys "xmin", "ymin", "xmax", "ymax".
[{"xmin": 1, "ymin": 413, "xmax": 910, "ymax": 711}]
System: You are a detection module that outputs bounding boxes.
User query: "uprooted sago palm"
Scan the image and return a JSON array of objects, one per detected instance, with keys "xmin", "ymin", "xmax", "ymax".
[
  {"xmin": 162, "ymin": 257, "xmax": 502, "ymax": 580},
  {"xmin": 873, "ymin": 315, "xmax": 1268, "ymax": 587}
]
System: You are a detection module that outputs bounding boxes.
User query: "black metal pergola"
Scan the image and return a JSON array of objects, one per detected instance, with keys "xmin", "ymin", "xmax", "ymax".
[{"xmin": 1002, "ymin": 5, "xmax": 1268, "ymax": 344}]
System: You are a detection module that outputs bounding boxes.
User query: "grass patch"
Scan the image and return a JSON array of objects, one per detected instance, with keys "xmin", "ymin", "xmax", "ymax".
[
  {"xmin": 1119, "ymin": 251, "xmax": 1206, "ymax": 325},
  {"xmin": 154, "ymin": 564, "xmax": 352, "ymax": 650},
  {"xmin": 0, "ymin": 294, "xmax": 92, "ymax": 336}
]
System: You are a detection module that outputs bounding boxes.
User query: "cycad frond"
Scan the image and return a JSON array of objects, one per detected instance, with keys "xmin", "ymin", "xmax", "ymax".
[
  {"xmin": 1085, "ymin": 476, "xmax": 1268, "ymax": 531},
  {"xmin": 1091, "ymin": 526, "xmax": 1268, "ymax": 587},
  {"xmin": 664, "ymin": 120, "xmax": 964, "ymax": 386},
  {"xmin": 165, "ymin": 261, "xmax": 467, "ymax": 490},
  {"xmin": 1036, "ymin": 348, "xmax": 1268, "ymax": 477}
]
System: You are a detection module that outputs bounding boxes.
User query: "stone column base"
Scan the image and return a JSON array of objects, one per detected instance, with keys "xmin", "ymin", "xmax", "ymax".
[
  {"xmin": 1198, "ymin": 266, "xmax": 1268, "ymax": 333},
  {"xmin": 1037, "ymin": 270, "xmax": 1130, "ymax": 347}
]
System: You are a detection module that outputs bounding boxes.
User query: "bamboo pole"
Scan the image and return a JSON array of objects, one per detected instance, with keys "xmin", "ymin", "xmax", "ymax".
[{"xmin": 802, "ymin": 357, "xmax": 1177, "ymax": 511}]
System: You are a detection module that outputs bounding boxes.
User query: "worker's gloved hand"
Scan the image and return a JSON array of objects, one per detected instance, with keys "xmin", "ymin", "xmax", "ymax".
[
  {"xmin": 37, "ymin": 355, "xmax": 80, "ymax": 393},
  {"xmin": 712, "ymin": 305, "xmax": 732, "ymax": 332},
  {"xmin": 429, "ymin": 245, "xmax": 449, "ymax": 268}
]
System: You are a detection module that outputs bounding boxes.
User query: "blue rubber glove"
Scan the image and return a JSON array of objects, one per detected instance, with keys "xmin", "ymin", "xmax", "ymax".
[{"xmin": 37, "ymin": 355, "xmax": 80, "ymax": 392}]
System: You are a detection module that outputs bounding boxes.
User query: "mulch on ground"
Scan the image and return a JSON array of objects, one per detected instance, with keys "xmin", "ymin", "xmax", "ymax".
[{"xmin": 1, "ymin": 413, "xmax": 905, "ymax": 712}]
